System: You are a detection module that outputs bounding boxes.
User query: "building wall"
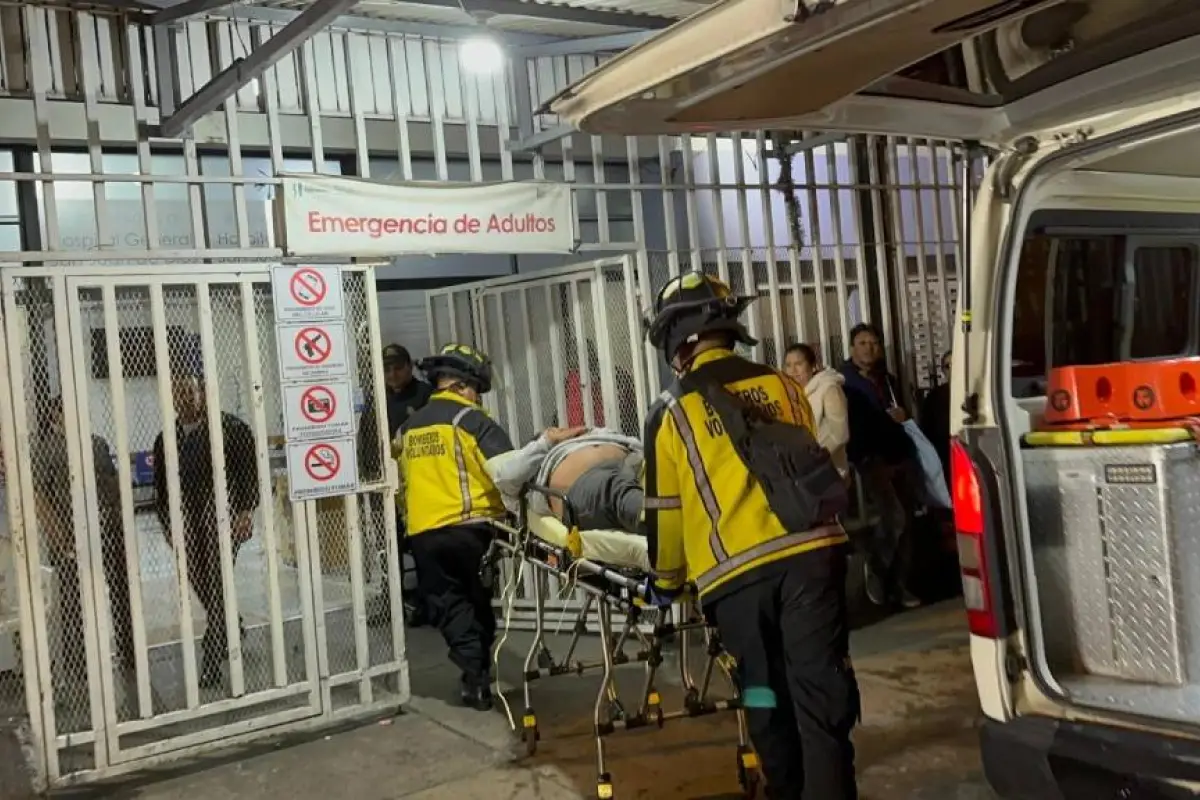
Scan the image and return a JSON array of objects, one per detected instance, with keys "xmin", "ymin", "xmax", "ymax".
[{"xmin": 0, "ymin": 2, "xmax": 963, "ymax": 384}]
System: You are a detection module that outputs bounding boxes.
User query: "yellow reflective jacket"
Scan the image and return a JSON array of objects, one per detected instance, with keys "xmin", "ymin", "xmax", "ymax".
[
  {"xmin": 400, "ymin": 391, "xmax": 513, "ymax": 536},
  {"xmin": 643, "ymin": 348, "xmax": 848, "ymax": 601}
]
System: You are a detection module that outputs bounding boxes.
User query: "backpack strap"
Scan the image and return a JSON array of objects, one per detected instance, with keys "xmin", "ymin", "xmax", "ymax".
[{"xmin": 679, "ymin": 371, "xmax": 753, "ymax": 442}]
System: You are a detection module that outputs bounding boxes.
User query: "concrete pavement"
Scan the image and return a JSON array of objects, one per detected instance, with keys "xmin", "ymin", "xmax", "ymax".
[{"xmin": 83, "ymin": 599, "xmax": 993, "ymax": 800}]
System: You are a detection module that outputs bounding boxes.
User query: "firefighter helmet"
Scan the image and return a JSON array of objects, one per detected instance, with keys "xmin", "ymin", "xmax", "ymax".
[
  {"xmin": 418, "ymin": 343, "xmax": 494, "ymax": 394},
  {"xmin": 645, "ymin": 271, "xmax": 757, "ymax": 360}
]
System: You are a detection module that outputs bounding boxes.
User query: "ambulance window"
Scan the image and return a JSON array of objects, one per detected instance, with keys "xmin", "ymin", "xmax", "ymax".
[
  {"xmin": 1048, "ymin": 237, "xmax": 1122, "ymax": 369},
  {"xmin": 1010, "ymin": 235, "xmax": 1054, "ymax": 381},
  {"xmin": 1128, "ymin": 246, "xmax": 1195, "ymax": 359}
]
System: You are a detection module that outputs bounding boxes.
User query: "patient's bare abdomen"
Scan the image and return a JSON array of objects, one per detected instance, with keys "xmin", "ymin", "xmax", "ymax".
[{"xmin": 547, "ymin": 444, "xmax": 628, "ymax": 520}]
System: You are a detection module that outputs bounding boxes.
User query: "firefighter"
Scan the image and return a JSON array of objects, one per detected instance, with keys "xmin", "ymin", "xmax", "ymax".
[
  {"xmin": 642, "ymin": 272, "xmax": 859, "ymax": 800},
  {"xmin": 400, "ymin": 343, "xmax": 581, "ymax": 711}
]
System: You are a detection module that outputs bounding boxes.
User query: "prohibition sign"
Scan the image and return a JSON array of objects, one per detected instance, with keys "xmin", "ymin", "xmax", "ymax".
[
  {"xmin": 304, "ymin": 443, "xmax": 341, "ymax": 483},
  {"xmin": 295, "ymin": 326, "xmax": 332, "ymax": 365},
  {"xmin": 290, "ymin": 268, "xmax": 327, "ymax": 307},
  {"xmin": 300, "ymin": 385, "xmax": 337, "ymax": 424}
]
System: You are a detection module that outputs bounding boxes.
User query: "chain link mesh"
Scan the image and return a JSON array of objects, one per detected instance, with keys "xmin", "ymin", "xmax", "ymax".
[
  {"xmin": 598, "ymin": 263, "xmax": 643, "ymax": 437},
  {"xmin": 0, "ymin": 268, "xmax": 399, "ymax": 775}
]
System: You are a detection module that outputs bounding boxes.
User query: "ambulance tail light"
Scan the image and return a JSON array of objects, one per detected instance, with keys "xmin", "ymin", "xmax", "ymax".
[{"xmin": 952, "ymin": 438, "xmax": 999, "ymax": 639}]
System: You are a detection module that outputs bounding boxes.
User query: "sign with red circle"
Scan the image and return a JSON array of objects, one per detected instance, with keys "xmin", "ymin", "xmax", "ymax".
[
  {"xmin": 285, "ymin": 436, "xmax": 359, "ymax": 501},
  {"xmin": 277, "ymin": 321, "xmax": 349, "ymax": 382},
  {"xmin": 300, "ymin": 385, "xmax": 337, "ymax": 424},
  {"xmin": 289, "ymin": 268, "xmax": 327, "ymax": 307},
  {"xmin": 304, "ymin": 443, "xmax": 341, "ymax": 483},
  {"xmin": 295, "ymin": 326, "xmax": 332, "ymax": 365},
  {"xmin": 271, "ymin": 265, "xmax": 344, "ymax": 323}
]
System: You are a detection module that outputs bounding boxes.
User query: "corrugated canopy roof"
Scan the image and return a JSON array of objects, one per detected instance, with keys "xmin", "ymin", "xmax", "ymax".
[{"xmin": 141, "ymin": 0, "xmax": 710, "ymax": 36}]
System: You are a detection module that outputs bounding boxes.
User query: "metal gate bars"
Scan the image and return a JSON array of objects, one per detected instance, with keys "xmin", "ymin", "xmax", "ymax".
[{"xmin": 0, "ymin": 263, "xmax": 408, "ymax": 788}]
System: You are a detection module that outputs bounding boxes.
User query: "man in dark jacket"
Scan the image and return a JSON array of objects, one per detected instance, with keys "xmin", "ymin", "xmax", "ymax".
[
  {"xmin": 362, "ymin": 345, "xmax": 433, "ymax": 452},
  {"xmin": 361, "ymin": 344, "xmax": 433, "ymax": 628},
  {"xmin": 839, "ymin": 323, "xmax": 921, "ymax": 610},
  {"xmin": 34, "ymin": 397, "xmax": 135, "ymax": 681},
  {"xmin": 152, "ymin": 372, "xmax": 259, "ymax": 688}
]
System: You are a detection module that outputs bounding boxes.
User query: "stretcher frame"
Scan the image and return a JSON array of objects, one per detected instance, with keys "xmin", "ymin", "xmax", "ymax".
[{"xmin": 484, "ymin": 486, "xmax": 761, "ymax": 800}]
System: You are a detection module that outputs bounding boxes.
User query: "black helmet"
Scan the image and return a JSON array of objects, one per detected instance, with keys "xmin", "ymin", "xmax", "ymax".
[
  {"xmin": 418, "ymin": 343, "xmax": 494, "ymax": 394},
  {"xmin": 645, "ymin": 271, "xmax": 758, "ymax": 360}
]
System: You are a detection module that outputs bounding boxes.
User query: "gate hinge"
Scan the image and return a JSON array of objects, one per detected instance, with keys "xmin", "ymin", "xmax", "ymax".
[{"xmin": 1004, "ymin": 650, "xmax": 1027, "ymax": 682}]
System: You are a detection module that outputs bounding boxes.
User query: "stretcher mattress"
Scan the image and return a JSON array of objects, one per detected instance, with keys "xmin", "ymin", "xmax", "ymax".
[{"xmin": 528, "ymin": 512, "xmax": 651, "ymax": 573}]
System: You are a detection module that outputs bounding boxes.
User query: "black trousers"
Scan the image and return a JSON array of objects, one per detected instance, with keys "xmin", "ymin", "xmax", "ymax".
[
  {"xmin": 711, "ymin": 547, "xmax": 860, "ymax": 800},
  {"xmin": 859, "ymin": 458, "xmax": 919, "ymax": 595},
  {"xmin": 180, "ymin": 520, "xmax": 242, "ymax": 663},
  {"xmin": 50, "ymin": 508, "xmax": 134, "ymax": 673},
  {"xmin": 409, "ymin": 525, "xmax": 496, "ymax": 681}
]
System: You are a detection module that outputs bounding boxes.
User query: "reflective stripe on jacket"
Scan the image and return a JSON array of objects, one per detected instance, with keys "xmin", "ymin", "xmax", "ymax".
[
  {"xmin": 400, "ymin": 391, "xmax": 513, "ymax": 535},
  {"xmin": 642, "ymin": 348, "xmax": 848, "ymax": 601}
]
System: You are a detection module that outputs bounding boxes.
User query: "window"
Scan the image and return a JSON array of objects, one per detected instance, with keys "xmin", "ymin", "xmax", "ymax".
[
  {"xmin": 1129, "ymin": 246, "xmax": 1195, "ymax": 358},
  {"xmin": 1010, "ymin": 226, "xmax": 1199, "ymax": 394}
]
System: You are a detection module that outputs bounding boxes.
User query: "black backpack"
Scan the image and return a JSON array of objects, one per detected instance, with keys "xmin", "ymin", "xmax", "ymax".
[{"xmin": 680, "ymin": 373, "xmax": 849, "ymax": 533}]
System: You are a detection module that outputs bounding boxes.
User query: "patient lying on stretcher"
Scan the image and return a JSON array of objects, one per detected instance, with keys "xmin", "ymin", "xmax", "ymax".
[{"xmin": 489, "ymin": 428, "xmax": 645, "ymax": 535}]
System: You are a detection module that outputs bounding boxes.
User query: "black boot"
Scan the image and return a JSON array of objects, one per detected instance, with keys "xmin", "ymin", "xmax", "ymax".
[{"xmin": 460, "ymin": 673, "xmax": 493, "ymax": 712}]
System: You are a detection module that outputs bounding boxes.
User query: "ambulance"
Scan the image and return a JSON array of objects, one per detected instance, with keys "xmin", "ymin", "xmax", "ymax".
[{"xmin": 549, "ymin": 1, "xmax": 1200, "ymax": 795}]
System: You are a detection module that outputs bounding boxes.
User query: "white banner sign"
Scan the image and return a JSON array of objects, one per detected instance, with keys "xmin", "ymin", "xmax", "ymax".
[{"xmin": 280, "ymin": 174, "xmax": 577, "ymax": 256}]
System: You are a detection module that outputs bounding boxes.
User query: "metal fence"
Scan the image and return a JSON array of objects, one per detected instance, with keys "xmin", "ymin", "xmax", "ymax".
[
  {"xmin": 0, "ymin": 264, "xmax": 406, "ymax": 788},
  {"xmin": 0, "ymin": 0, "xmax": 970, "ymax": 783},
  {"xmin": 428, "ymin": 255, "xmax": 883, "ymax": 628}
]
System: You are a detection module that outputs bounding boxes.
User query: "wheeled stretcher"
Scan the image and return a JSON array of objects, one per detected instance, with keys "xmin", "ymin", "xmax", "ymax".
[{"xmin": 484, "ymin": 485, "xmax": 761, "ymax": 800}]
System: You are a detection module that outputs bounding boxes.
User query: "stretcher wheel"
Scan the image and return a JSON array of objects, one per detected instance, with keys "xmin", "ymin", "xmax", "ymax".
[
  {"xmin": 647, "ymin": 691, "xmax": 664, "ymax": 728},
  {"xmin": 736, "ymin": 746, "xmax": 761, "ymax": 798},
  {"xmin": 521, "ymin": 712, "xmax": 540, "ymax": 756},
  {"xmin": 596, "ymin": 773, "xmax": 614, "ymax": 799},
  {"xmin": 537, "ymin": 649, "xmax": 554, "ymax": 670}
]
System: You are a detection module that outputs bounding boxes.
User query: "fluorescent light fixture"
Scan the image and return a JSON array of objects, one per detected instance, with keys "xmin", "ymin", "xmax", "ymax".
[{"xmin": 460, "ymin": 35, "xmax": 505, "ymax": 74}]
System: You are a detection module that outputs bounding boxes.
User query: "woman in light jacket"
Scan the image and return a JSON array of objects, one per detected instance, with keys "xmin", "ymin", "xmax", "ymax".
[{"xmin": 783, "ymin": 343, "xmax": 850, "ymax": 476}]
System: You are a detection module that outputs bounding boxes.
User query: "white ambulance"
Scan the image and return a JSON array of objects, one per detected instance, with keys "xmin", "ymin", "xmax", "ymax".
[{"xmin": 550, "ymin": 1, "xmax": 1200, "ymax": 795}]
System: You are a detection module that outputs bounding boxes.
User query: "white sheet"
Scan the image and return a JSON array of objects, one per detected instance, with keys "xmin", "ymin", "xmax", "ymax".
[{"xmin": 527, "ymin": 512, "xmax": 651, "ymax": 573}]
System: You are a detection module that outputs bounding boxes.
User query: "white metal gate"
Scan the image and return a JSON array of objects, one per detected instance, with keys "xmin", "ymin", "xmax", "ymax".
[
  {"xmin": 428, "ymin": 258, "xmax": 653, "ymax": 627},
  {"xmin": 0, "ymin": 263, "xmax": 408, "ymax": 788}
]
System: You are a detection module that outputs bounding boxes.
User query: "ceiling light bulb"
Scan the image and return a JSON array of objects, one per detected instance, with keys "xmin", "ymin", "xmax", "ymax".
[{"xmin": 460, "ymin": 35, "xmax": 505, "ymax": 74}]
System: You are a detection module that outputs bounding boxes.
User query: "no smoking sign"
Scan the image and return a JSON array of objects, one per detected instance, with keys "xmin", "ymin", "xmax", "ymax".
[
  {"xmin": 283, "ymin": 381, "xmax": 354, "ymax": 441},
  {"xmin": 272, "ymin": 265, "xmax": 345, "ymax": 322},
  {"xmin": 286, "ymin": 437, "xmax": 359, "ymax": 501}
]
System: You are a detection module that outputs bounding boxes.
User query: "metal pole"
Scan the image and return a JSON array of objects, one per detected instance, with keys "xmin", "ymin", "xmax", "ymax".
[{"xmin": 957, "ymin": 142, "xmax": 976, "ymax": 425}]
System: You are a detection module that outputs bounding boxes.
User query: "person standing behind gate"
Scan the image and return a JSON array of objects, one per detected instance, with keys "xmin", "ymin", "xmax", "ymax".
[
  {"xmin": 360, "ymin": 343, "xmax": 433, "ymax": 628},
  {"xmin": 642, "ymin": 271, "xmax": 859, "ymax": 800},
  {"xmin": 33, "ymin": 397, "xmax": 135, "ymax": 683},
  {"xmin": 400, "ymin": 343, "xmax": 583, "ymax": 711},
  {"xmin": 152, "ymin": 367, "xmax": 259, "ymax": 688},
  {"xmin": 839, "ymin": 323, "xmax": 921, "ymax": 609},
  {"xmin": 783, "ymin": 343, "xmax": 850, "ymax": 477}
]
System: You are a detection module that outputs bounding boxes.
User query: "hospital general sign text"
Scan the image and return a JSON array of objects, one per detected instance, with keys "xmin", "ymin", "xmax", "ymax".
[{"xmin": 280, "ymin": 173, "xmax": 577, "ymax": 256}]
